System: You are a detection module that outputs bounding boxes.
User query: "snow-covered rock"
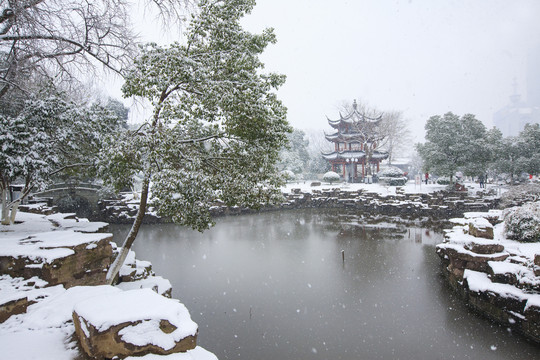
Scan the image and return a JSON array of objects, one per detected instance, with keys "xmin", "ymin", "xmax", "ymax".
[
  {"xmin": 73, "ymin": 289, "xmax": 198, "ymax": 359},
  {"xmin": 437, "ymin": 210, "xmax": 540, "ymax": 343}
]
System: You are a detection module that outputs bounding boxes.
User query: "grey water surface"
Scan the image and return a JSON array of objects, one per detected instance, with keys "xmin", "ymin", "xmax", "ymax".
[{"xmin": 110, "ymin": 209, "xmax": 539, "ymax": 360}]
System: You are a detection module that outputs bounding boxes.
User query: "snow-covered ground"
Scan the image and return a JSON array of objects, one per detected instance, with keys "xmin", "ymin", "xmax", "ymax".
[
  {"xmin": 282, "ymin": 179, "xmax": 501, "ymax": 196},
  {"xmin": 0, "ymin": 212, "xmax": 217, "ymax": 360}
]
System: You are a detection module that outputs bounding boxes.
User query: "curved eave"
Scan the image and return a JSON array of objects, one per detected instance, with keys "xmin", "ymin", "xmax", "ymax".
[
  {"xmin": 327, "ymin": 110, "xmax": 383, "ymax": 128},
  {"xmin": 321, "ymin": 150, "xmax": 366, "ymax": 160},
  {"xmin": 324, "ymin": 132, "xmax": 363, "ymax": 142},
  {"xmin": 372, "ymin": 151, "xmax": 389, "ymax": 160}
]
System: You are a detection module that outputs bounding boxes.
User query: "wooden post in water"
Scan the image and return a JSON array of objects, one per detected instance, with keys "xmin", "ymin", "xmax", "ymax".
[{"xmin": 341, "ymin": 249, "xmax": 345, "ymax": 265}]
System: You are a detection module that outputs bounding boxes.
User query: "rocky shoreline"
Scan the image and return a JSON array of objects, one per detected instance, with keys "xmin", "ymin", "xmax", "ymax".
[
  {"xmin": 96, "ymin": 186, "xmax": 501, "ymax": 226},
  {"xmin": 436, "ymin": 211, "xmax": 540, "ymax": 344},
  {"xmin": 0, "ymin": 212, "xmax": 215, "ymax": 359}
]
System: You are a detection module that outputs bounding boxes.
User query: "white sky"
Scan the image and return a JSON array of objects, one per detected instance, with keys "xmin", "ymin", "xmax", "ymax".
[{"xmin": 107, "ymin": 0, "xmax": 540, "ymax": 142}]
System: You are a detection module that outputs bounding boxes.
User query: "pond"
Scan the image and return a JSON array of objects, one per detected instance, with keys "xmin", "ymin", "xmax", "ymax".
[{"xmin": 110, "ymin": 210, "xmax": 539, "ymax": 359}]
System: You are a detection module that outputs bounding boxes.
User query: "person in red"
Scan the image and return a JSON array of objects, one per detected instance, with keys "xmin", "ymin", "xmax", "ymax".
[{"xmin": 425, "ymin": 172, "xmax": 429, "ymax": 185}]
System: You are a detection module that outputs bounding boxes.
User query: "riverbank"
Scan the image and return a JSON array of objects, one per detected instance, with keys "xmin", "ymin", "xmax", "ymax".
[
  {"xmin": 436, "ymin": 210, "xmax": 540, "ymax": 344},
  {"xmin": 97, "ymin": 181, "xmax": 502, "ymax": 225},
  {"xmin": 0, "ymin": 211, "xmax": 218, "ymax": 360}
]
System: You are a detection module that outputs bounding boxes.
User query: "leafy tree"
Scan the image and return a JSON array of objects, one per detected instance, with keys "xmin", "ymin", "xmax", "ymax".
[
  {"xmin": 416, "ymin": 112, "xmax": 487, "ymax": 182},
  {"xmin": 0, "ymin": 93, "xmax": 121, "ymax": 224},
  {"xmin": 278, "ymin": 129, "xmax": 310, "ymax": 174},
  {"xmin": 104, "ymin": 98, "xmax": 129, "ymax": 129},
  {"xmin": 100, "ymin": 0, "xmax": 291, "ymax": 284},
  {"xmin": 519, "ymin": 123, "xmax": 540, "ymax": 175}
]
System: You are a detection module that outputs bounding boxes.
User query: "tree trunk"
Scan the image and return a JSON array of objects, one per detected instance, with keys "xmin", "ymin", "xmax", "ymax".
[
  {"xmin": 1, "ymin": 189, "xmax": 10, "ymax": 225},
  {"xmin": 105, "ymin": 174, "xmax": 150, "ymax": 285},
  {"xmin": 9, "ymin": 199, "xmax": 20, "ymax": 225}
]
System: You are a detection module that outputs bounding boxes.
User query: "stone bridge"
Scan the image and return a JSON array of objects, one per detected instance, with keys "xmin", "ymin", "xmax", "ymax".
[{"xmin": 32, "ymin": 183, "xmax": 103, "ymax": 219}]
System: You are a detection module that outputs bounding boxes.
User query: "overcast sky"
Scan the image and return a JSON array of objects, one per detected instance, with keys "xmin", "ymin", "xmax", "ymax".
[
  {"xmin": 109, "ymin": 0, "xmax": 540, "ymax": 142},
  {"xmin": 239, "ymin": 0, "xmax": 540, "ymax": 140}
]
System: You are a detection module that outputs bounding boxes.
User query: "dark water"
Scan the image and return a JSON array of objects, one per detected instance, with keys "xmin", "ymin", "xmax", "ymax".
[{"xmin": 110, "ymin": 210, "xmax": 539, "ymax": 360}]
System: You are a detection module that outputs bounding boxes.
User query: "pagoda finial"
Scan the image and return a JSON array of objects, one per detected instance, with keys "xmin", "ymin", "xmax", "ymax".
[{"xmin": 352, "ymin": 99, "xmax": 357, "ymax": 110}]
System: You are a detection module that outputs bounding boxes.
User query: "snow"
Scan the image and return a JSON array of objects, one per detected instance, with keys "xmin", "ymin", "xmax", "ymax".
[
  {"xmin": 0, "ymin": 211, "xmax": 216, "ymax": 360},
  {"xmin": 74, "ymin": 289, "xmax": 198, "ymax": 349},
  {"xmin": 116, "ymin": 275, "xmax": 172, "ymax": 295},
  {"xmin": 125, "ymin": 347, "xmax": 218, "ymax": 360},
  {"xmin": 464, "ymin": 270, "xmax": 525, "ymax": 301},
  {"xmin": 282, "ymin": 179, "xmax": 448, "ymax": 196},
  {"xmin": 0, "ymin": 230, "xmax": 111, "ymax": 264}
]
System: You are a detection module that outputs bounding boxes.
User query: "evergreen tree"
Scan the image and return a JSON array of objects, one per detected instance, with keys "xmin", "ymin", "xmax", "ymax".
[
  {"xmin": 416, "ymin": 112, "xmax": 487, "ymax": 182},
  {"xmin": 278, "ymin": 129, "xmax": 310, "ymax": 175},
  {"xmin": 101, "ymin": 0, "xmax": 291, "ymax": 283},
  {"xmin": 0, "ymin": 93, "xmax": 121, "ymax": 224}
]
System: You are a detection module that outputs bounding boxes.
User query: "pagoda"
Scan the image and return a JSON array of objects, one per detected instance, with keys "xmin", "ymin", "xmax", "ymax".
[{"xmin": 322, "ymin": 100, "xmax": 388, "ymax": 182}]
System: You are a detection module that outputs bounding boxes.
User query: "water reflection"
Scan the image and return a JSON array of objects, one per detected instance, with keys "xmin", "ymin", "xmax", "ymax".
[{"xmin": 110, "ymin": 209, "xmax": 539, "ymax": 360}]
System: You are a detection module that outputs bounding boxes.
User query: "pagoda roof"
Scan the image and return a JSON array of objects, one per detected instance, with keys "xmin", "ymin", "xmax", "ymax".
[
  {"xmin": 322, "ymin": 150, "xmax": 365, "ymax": 161},
  {"xmin": 324, "ymin": 131, "xmax": 363, "ymax": 143},
  {"xmin": 327, "ymin": 100, "xmax": 382, "ymax": 129},
  {"xmin": 321, "ymin": 150, "xmax": 389, "ymax": 161}
]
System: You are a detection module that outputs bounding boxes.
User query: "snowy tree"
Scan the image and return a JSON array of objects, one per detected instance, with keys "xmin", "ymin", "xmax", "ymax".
[
  {"xmin": 278, "ymin": 129, "xmax": 310, "ymax": 175},
  {"xmin": 491, "ymin": 124, "xmax": 540, "ymax": 184},
  {"xmin": 518, "ymin": 123, "xmax": 540, "ymax": 176},
  {"xmin": 0, "ymin": 93, "xmax": 121, "ymax": 224},
  {"xmin": 0, "ymin": 0, "xmax": 190, "ymax": 99},
  {"xmin": 323, "ymin": 171, "xmax": 340, "ymax": 184},
  {"xmin": 379, "ymin": 110, "xmax": 411, "ymax": 164},
  {"xmin": 101, "ymin": 0, "xmax": 291, "ymax": 284},
  {"xmin": 416, "ymin": 112, "xmax": 487, "ymax": 182},
  {"xmin": 304, "ymin": 129, "xmax": 330, "ymax": 178}
]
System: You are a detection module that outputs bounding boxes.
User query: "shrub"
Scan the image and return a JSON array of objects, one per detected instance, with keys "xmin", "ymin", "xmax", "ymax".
[
  {"xmin": 503, "ymin": 201, "xmax": 540, "ymax": 242},
  {"xmin": 437, "ymin": 177, "xmax": 451, "ymax": 185},
  {"xmin": 377, "ymin": 166, "xmax": 407, "ymax": 186},
  {"xmin": 323, "ymin": 171, "xmax": 340, "ymax": 184},
  {"xmin": 280, "ymin": 170, "xmax": 295, "ymax": 181}
]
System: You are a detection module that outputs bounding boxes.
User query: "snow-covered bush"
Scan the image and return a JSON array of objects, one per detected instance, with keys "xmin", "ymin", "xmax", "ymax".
[
  {"xmin": 503, "ymin": 201, "xmax": 540, "ymax": 242},
  {"xmin": 323, "ymin": 171, "xmax": 340, "ymax": 184},
  {"xmin": 377, "ymin": 166, "xmax": 407, "ymax": 186},
  {"xmin": 436, "ymin": 176, "xmax": 451, "ymax": 185},
  {"xmin": 280, "ymin": 170, "xmax": 295, "ymax": 182}
]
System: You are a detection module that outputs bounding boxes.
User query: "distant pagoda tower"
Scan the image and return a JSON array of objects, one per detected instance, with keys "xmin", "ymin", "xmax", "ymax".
[{"xmin": 322, "ymin": 100, "xmax": 388, "ymax": 182}]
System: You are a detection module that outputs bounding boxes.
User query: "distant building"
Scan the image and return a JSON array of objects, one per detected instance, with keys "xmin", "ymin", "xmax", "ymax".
[
  {"xmin": 493, "ymin": 45, "xmax": 540, "ymax": 137},
  {"xmin": 322, "ymin": 100, "xmax": 388, "ymax": 182},
  {"xmin": 493, "ymin": 91, "xmax": 540, "ymax": 137}
]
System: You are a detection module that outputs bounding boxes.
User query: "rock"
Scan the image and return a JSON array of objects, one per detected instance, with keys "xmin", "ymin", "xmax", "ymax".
[
  {"xmin": 116, "ymin": 276, "xmax": 173, "ymax": 298},
  {"xmin": 465, "ymin": 242, "xmax": 504, "ymax": 255},
  {"xmin": 0, "ymin": 231, "xmax": 113, "ymax": 288},
  {"xmin": 523, "ymin": 303, "xmax": 540, "ymax": 341},
  {"xmin": 468, "ymin": 218, "xmax": 494, "ymax": 239},
  {"xmin": 73, "ymin": 289, "xmax": 198, "ymax": 359},
  {"xmin": 535, "ymin": 254, "xmax": 540, "ymax": 277},
  {"xmin": 437, "ymin": 244, "xmax": 508, "ymax": 275},
  {"xmin": 0, "ymin": 295, "xmax": 30, "ymax": 323}
]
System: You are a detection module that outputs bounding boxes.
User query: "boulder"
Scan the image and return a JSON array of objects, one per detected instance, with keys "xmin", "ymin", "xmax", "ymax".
[
  {"xmin": 0, "ymin": 295, "xmax": 30, "ymax": 323},
  {"xmin": 0, "ymin": 231, "xmax": 113, "ymax": 288},
  {"xmin": 468, "ymin": 218, "xmax": 494, "ymax": 239},
  {"xmin": 73, "ymin": 289, "xmax": 198, "ymax": 359},
  {"xmin": 464, "ymin": 242, "xmax": 504, "ymax": 255}
]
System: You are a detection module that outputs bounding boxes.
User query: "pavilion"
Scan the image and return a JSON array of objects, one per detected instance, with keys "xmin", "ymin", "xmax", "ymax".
[{"xmin": 322, "ymin": 100, "xmax": 388, "ymax": 182}]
